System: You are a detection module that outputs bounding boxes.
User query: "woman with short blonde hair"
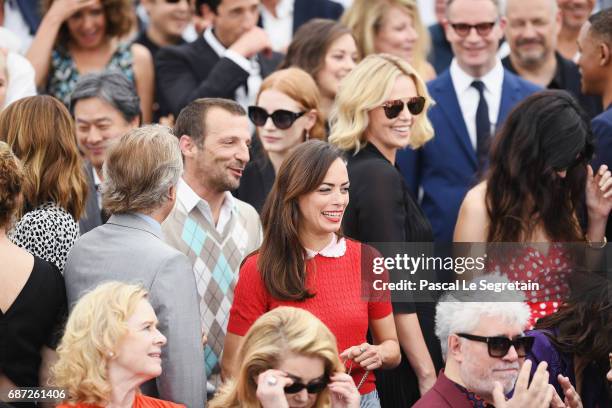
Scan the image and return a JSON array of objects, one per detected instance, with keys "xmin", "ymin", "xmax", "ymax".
[
  {"xmin": 342, "ymin": 0, "xmax": 435, "ymax": 81},
  {"xmin": 330, "ymin": 53, "xmax": 439, "ymax": 406},
  {"xmin": 54, "ymin": 281, "xmax": 181, "ymax": 408},
  {"xmin": 1, "ymin": 95, "xmax": 88, "ymax": 272},
  {"xmin": 211, "ymin": 307, "xmax": 358, "ymax": 408}
]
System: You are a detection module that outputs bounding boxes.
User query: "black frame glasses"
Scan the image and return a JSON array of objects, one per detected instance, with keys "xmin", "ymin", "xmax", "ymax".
[
  {"xmin": 449, "ymin": 21, "xmax": 497, "ymax": 37},
  {"xmin": 248, "ymin": 106, "xmax": 306, "ymax": 130},
  {"xmin": 457, "ymin": 333, "xmax": 535, "ymax": 358},
  {"xmin": 381, "ymin": 96, "xmax": 426, "ymax": 119},
  {"xmin": 284, "ymin": 376, "xmax": 329, "ymax": 394}
]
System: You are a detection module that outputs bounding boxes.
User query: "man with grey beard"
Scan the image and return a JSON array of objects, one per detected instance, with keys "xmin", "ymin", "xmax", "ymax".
[{"xmin": 502, "ymin": 0, "xmax": 601, "ymax": 118}]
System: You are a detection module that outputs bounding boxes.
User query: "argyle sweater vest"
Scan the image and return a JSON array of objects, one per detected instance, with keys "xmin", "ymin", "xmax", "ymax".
[{"xmin": 162, "ymin": 197, "xmax": 262, "ymax": 387}]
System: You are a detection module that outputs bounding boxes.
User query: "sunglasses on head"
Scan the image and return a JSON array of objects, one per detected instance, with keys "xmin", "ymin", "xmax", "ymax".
[
  {"xmin": 450, "ymin": 21, "xmax": 497, "ymax": 37},
  {"xmin": 283, "ymin": 376, "xmax": 328, "ymax": 394},
  {"xmin": 381, "ymin": 96, "xmax": 426, "ymax": 119},
  {"xmin": 248, "ymin": 106, "xmax": 306, "ymax": 130},
  {"xmin": 457, "ymin": 333, "xmax": 535, "ymax": 358}
]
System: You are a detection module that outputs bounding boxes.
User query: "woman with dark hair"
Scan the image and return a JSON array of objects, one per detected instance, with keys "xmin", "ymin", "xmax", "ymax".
[
  {"xmin": 0, "ymin": 142, "xmax": 67, "ymax": 408},
  {"xmin": 223, "ymin": 140, "xmax": 400, "ymax": 408},
  {"xmin": 455, "ymin": 90, "xmax": 612, "ymax": 323},
  {"xmin": 526, "ymin": 277, "xmax": 611, "ymax": 407},
  {"xmin": 1, "ymin": 95, "xmax": 88, "ymax": 272},
  {"xmin": 280, "ymin": 19, "xmax": 359, "ymax": 122},
  {"xmin": 26, "ymin": 0, "xmax": 153, "ymax": 123}
]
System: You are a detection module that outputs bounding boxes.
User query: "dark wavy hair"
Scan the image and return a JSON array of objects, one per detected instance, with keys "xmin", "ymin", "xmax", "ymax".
[
  {"xmin": 259, "ymin": 140, "xmax": 344, "ymax": 301},
  {"xmin": 535, "ymin": 276, "xmax": 611, "ymax": 370},
  {"xmin": 42, "ymin": 0, "xmax": 134, "ymax": 49},
  {"xmin": 485, "ymin": 90, "xmax": 593, "ymax": 242}
]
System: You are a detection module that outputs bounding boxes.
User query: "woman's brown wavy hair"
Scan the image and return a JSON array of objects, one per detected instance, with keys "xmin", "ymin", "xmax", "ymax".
[
  {"xmin": 259, "ymin": 140, "xmax": 344, "ymax": 301},
  {"xmin": 41, "ymin": 0, "xmax": 134, "ymax": 49},
  {"xmin": 485, "ymin": 90, "xmax": 593, "ymax": 242},
  {"xmin": 0, "ymin": 95, "xmax": 88, "ymax": 219}
]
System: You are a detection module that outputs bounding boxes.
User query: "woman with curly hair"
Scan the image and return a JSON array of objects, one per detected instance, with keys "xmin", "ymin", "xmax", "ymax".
[
  {"xmin": 1, "ymin": 95, "xmax": 88, "ymax": 272},
  {"xmin": 211, "ymin": 307, "xmax": 360, "ymax": 408},
  {"xmin": 54, "ymin": 281, "xmax": 182, "ymax": 408},
  {"xmin": 0, "ymin": 141, "xmax": 66, "ymax": 408},
  {"xmin": 27, "ymin": 0, "xmax": 153, "ymax": 123}
]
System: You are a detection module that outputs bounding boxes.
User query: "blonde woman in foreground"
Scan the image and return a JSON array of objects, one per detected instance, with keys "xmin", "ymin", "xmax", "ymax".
[
  {"xmin": 210, "ymin": 307, "xmax": 360, "ymax": 408},
  {"xmin": 53, "ymin": 282, "xmax": 183, "ymax": 408}
]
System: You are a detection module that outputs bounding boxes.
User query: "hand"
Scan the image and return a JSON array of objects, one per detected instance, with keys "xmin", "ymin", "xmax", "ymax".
[
  {"xmin": 329, "ymin": 372, "xmax": 360, "ymax": 408},
  {"xmin": 558, "ymin": 374, "xmax": 583, "ymax": 408},
  {"xmin": 417, "ymin": 372, "xmax": 436, "ymax": 396},
  {"xmin": 492, "ymin": 360, "xmax": 554, "ymax": 408},
  {"xmin": 340, "ymin": 343, "xmax": 383, "ymax": 371},
  {"xmin": 585, "ymin": 164, "xmax": 612, "ymax": 221},
  {"xmin": 256, "ymin": 369, "xmax": 291, "ymax": 408},
  {"xmin": 229, "ymin": 26, "xmax": 273, "ymax": 59},
  {"xmin": 158, "ymin": 114, "xmax": 175, "ymax": 127},
  {"xmin": 46, "ymin": 0, "xmax": 99, "ymax": 24}
]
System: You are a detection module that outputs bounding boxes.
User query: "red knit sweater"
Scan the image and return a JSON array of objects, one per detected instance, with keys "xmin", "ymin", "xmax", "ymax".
[{"xmin": 227, "ymin": 239, "xmax": 392, "ymax": 395}]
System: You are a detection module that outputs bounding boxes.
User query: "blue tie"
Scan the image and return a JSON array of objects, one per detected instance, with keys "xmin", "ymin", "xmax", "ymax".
[{"xmin": 471, "ymin": 80, "xmax": 490, "ymax": 170}]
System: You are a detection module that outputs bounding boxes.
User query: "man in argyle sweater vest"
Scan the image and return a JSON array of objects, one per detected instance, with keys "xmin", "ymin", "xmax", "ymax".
[{"xmin": 163, "ymin": 98, "xmax": 262, "ymax": 391}]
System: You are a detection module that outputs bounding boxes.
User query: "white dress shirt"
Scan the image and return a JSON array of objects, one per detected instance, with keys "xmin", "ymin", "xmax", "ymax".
[
  {"xmin": 450, "ymin": 59, "xmax": 504, "ymax": 150},
  {"xmin": 260, "ymin": 0, "xmax": 294, "ymax": 52},
  {"xmin": 3, "ymin": 0, "xmax": 32, "ymax": 54},
  {"xmin": 203, "ymin": 27, "xmax": 262, "ymax": 108},
  {"xmin": 177, "ymin": 177, "xmax": 236, "ymax": 234}
]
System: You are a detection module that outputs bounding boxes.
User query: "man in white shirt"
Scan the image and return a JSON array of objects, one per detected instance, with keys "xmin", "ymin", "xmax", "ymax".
[
  {"xmin": 156, "ymin": 0, "xmax": 283, "ymax": 117},
  {"xmin": 397, "ymin": 0, "xmax": 541, "ymax": 242}
]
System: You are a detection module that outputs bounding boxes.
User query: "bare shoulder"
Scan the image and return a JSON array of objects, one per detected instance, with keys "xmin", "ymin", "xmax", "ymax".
[
  {"xmin": 454, "ymin": 182, "xmax": 488, "ymax": 242},
  {"xmin": 130, "ymin": 43, "xmax": 153, "ymax": 67}
]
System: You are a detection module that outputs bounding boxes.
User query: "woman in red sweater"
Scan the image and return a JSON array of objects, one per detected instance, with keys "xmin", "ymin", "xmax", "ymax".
[{"xmin": 222, "ymin": 140, "xmax": 400, "ymax": 407}]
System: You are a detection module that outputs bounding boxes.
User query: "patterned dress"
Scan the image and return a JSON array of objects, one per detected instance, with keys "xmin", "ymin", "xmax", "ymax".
[{"xmin": 46, "ymin": 42, "xmax": 135, "ymax": 107}]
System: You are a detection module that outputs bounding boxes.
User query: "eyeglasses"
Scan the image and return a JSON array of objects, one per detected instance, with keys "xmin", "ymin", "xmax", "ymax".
[
  {"xmin": 284, "ymin": 376, "xmax": 328, "ymax": 394},
  {"xmin": 449, "ymin": 21, "xmax": 497, "ymax": 37},
  {"xmin": 381, "ymin": 96, "xmax": 426, "ymax": 119},
  {"xmin": 457, "ymin": 333, "xmax": 535, "ymax": 358},
  {"xmin": 248, "ymin": 106, "xmax": 306, "ymax": 130}
]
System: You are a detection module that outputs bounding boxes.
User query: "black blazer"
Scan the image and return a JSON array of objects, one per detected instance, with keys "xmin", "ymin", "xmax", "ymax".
[
  {"xmin": 79, "ymin": 162, "xmax": 103, "ymax": 235},
  {"xmin": 155, "ymin": 36, "xmax": 283, "ymax": 116},
  {"xmin": 258, "ymin": 0, "xmax": 344, "ymax": 33}
]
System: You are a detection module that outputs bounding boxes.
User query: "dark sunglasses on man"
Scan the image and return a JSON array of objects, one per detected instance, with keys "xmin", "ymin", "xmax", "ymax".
[
  {"xmin": 381, "ymin": 96, "xmax": 426, "ymax": 119},
  {"xmin": 449, "ymin": 21, "xmax": 497, "ymax": 37},
  {"xmin": 283, "ymin": 375, "xmax": 329, "ymax": 394},
  {"xmin": 248, "ymin": 106, "xmax": 306, "ymax": 130},
  {"xmin": 457, "ymin": 333, "xmax": 535, "ymax": 358}
]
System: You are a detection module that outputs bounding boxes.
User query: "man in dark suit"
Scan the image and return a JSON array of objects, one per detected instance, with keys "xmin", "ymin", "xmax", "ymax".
[
  {"xmin": 397, "ymin": 0, "xmax": 540, "ymax": 243},
  {"xmin": 258, "ymin": 0, "xmax": 343, "ymax": 51},
  {"xmin": 156, "ymin": 0, "xmax": 283, "ymax": 117},
  {"xmin": 70, "ymin": 72, "xmax": 141, "ymax": 234},
  {"xmin": 0, "ymin": 0, "xmax": 40, "ymax": 52},
  {"xmin": 577, "ymin": 8, "xmax": 612, "ymax": 237},
  {"xmin": 428, "ymin": 0, "xmax": 455, "ymax": 74},
  {"xmin": 502, "ymin": 0, "xmax": 601, "ymax": 118}
]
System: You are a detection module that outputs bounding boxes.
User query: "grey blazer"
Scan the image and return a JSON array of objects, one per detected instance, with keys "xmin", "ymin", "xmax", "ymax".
[
  {"xmin": 64, "ymin": 213, "xmax": 206, "ymax": 408},
  {"xmin": 78, "ymin": 163, "xmax": 103, "ymax": 235}
]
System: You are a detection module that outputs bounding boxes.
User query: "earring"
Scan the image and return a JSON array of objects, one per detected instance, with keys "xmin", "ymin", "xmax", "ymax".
[
  {"xmin": 107, "ymin": 351, "xmax": 114, "ymax": 358},
  {"xmin": 305, "ymin": 130, "xmax": 310, "ymax": 141}
]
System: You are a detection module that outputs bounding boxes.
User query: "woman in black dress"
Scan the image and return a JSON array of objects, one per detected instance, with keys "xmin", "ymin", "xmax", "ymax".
[
  {"xmin": 0, "ymin": 142, "xmax": 67, "ymax": 408},
  {"xmin": 329, "ymin": 54, "xmax": 440, "ymax": 407},
  {"xmin": 234, "ymin": 68, "xmax": 326, "ymax": 212}
]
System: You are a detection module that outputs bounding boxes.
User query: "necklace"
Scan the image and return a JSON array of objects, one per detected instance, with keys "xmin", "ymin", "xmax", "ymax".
[{"xmin": 345, "ymin": 359, "xmax": 369, "ymax": 390}]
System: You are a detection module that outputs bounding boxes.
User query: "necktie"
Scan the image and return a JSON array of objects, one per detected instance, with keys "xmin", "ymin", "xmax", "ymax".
[{"xmin": 471, "ymin": 80, "xmax": 490, "ymax": 170}]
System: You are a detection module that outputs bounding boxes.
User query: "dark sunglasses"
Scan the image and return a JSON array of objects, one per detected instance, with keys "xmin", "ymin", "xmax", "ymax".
[
  {"xmin": 284, "ymin": 378, "xmax": 328, "ymax": 394},
  {"xmin": 450, "ymin": 21, "xmax": 497, "ymax": 37},
  {"xmin": 248, "ymin": 106, "xmax": 306, "ymax": 130},
  {"xmin": 381, "ymin": 96, "xmax": 426, "ymax": 119},
  {"xmin": 457, "ymin": 333, "xmax": 535, "ymax": 358}
]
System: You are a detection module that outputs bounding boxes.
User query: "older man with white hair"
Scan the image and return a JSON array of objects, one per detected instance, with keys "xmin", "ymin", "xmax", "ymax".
[{"xmin": 414, "ymin": 280, "xmax": 583, "ymax": 407}]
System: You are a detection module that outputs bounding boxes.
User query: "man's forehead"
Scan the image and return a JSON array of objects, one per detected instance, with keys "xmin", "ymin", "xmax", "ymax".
[
  {"xmin": 448, "ymin": 0, "xmax": 499, "ymax": 20},
  {"xmin": 470, "ymin": 314, "xmax": 523, "ymax": 336}
]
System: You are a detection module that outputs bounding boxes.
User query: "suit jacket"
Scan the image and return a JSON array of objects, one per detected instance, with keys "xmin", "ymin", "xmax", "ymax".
[
  {"xmin": 155, "ymin": 35, "xmax": 283, "ymax": 117},
  {"xmin": 396, "ymin": 68, "xmax": 540, "ymax": 242},
  {"xmin": 413, "ymin": 370, "xmax": 473, "ymax": 408},
  {"xmin": 428, "ymin": 23, "xmax": 454, "ymax": 75},
  {"xmin": 16, "ymin": 0, "xmax": 41, "ymax": 34},
  {"xmin": 590, "ymin": 105, "xmax": 612, "ymax": 240},
  {"xmin": 64, "ymin": 213, "xmax": 206, "ymax": 408},
  {"xmin": 78, "ymin": 162, "xmax": 103, "ymax": 235},
  {"xmin": 257, "ymin": 0, "xmax": 344, "ymax": 33}
]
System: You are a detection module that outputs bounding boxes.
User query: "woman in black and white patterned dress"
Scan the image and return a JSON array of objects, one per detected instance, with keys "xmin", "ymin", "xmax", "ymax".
[{"xmin": 1, "ymin": 96, "xmax": 88, "ymax": 272}]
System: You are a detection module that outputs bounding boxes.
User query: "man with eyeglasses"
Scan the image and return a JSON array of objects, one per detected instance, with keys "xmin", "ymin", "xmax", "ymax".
[
  {"xmin": 502, "ymin": 0, "xmax": 601, "ymax": 119},
  {"xmin": 414, "ymin": 290, "xmax": 583, "ymax": 407},
  {"xmin": 397, "ymin": 0, "xmax": 540, "ymax": 243}
]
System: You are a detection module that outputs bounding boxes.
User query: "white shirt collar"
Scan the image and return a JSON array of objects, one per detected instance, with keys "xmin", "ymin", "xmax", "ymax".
[
  {"xmin": 261, "ymin": 0, "xmax": 294, "ymax": 19},
  {"xmin": 305, "ymin": 235, "xmax": 347, "ymax": 260},
  {"xmin": 177, "ymin": 178, "xmax": 236, "ymax": 233},
  {"xmin": 449, "ymin": 58, "xmax": 504, "ymax": 96},
  {"xmin": 203, "ymin": 27, "xmax": 228, "ymax": 58}
]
